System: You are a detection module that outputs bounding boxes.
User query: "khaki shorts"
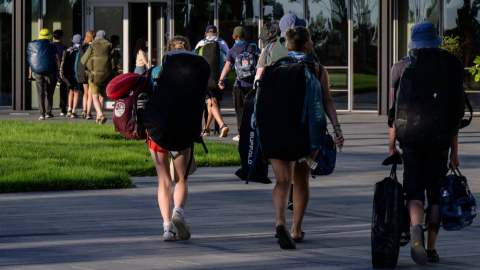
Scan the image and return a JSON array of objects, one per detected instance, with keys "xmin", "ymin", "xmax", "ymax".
[{"xmin": 89, "ymin": 80, "xmax": 107, "ymax": 98}]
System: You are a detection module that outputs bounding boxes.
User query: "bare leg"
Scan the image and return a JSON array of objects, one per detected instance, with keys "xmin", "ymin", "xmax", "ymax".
[
  {"xmin": 68, "ymin": 90, "xmax": 74, "ymax": 111},
  {"xmin": 87, "ymin": 87, "xmax": 93, "ymax": 115},
  {"xmin": 172, "ymin": 148, "xmax": 191, "ymax": 208},
  {"xmin": 426, "ymin": 204, "xmax": 440, "ymax": 250},
  {"xmin": 150, "ymin": 149, "xmax": 173, "ymax": 221},
  {"xmin": 204, "ymin": 99, "xmax": 214, "ymax": 130},
  {"xmin": 92, "ymin": 94, "xmax": 103, "ymax": 120},
  {"xmin": 408, "ymin": 200, "xmax": 425, "ymax": 227},
  {"xmin": 82, "ymin": 84, "xmax": 88, "ymax": 112},
  {"xmin": 73, "ymin": 90, "xmax": 80, "ymax": 111},
  {"xmin": 271, "ymin": 159, "xmax": 295, "ymax": 228},
  {"xmin": 208, "ymin": 97, "xmax": 225, "ymax": 126},
  {"xmin": 99, "ymin": 95, "xmax": 105, "ymax": 111},
  {"xmin": 292, "ymin": 161, "xmax": 310, "ymax": 238}
]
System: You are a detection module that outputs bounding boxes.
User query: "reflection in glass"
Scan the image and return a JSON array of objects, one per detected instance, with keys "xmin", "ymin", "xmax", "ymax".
[
  {"xmin": 307, "ymin": 0, "xmax": 348, "ymax": 67},
  {"xmin": 0, "ymin": 1, "xmax": 12, "ymax": 106},
  {"xmin": 43, "ymin": 0, "xmax": 82, "ymax": 50},
  {"xmin": 331, "ymin": 91, "xmax": 348, "ymax": 110},
  {"xmin": 353, "ymin": 0, "xmax": 378, "ymax": 111},
  {"xmin": 174, "ymin": 0, "xmax": 214, "ymax": 49},
  {"xmin": 219, "ymin": 0, "xmax": 260, "ymax": 48},
  {"xmin": 94, "ymin": 6, "xmax": 123, "ymax": 68},
  {"xmin": 151, "ymin": 5, "xmax": 166, "ymax": 67},
  {"xmin": 444, "ymin": 1, "xmax": 480, "ymax": 72},
  {"xmin": 263, "ymin": 0, "xmax": 304, "ymax": 22},
  {"xmin": 327, "ymin": 69, "xmax": 348, "ymax": 90},
  {"xmin": 398, "ymin": 0, "xmax": 440, "ymax": 59},
  {"xmin": 467, "ymin": 93, "xmax": 480, "ymax": 111}
]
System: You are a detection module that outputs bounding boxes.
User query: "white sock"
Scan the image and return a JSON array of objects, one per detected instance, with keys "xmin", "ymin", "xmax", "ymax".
[
  {"xmin": 173, "ymin": 207, "xmax": 184, "ymax": 217},
  {"xmin": 163, "ymin": 220, "xmax": 173, "ymax": 230},
  {"xmin": 72, "ymin": 109, "xmax": 76, "ymax": 114}
]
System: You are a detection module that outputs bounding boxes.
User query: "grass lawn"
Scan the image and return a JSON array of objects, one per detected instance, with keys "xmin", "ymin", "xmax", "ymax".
[{"xmin": 0, "ymin": 120, "xmax": 240, "ymax": 193}]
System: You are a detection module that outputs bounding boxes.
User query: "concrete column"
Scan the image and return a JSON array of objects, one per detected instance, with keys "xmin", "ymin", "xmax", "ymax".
[
  {"xmin": 377, "ymin": 0, "xmax": 394, "ymax": 116},
  {"xmin": 13, "ymin": 0, "xmax": 32, "ymax": 111}
]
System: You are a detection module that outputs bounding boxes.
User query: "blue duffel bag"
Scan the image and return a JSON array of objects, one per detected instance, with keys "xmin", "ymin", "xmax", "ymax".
[{"xmin": 27, "ymin": 39, "xmax": 56, "ymax": 74}]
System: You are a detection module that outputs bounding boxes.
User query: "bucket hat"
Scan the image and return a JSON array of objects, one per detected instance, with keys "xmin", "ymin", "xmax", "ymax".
[
  {"xmin": 279, "ymin": 13, "xmax": 300, "ymax": 37},
  {"xmin": 408, "ymin": 21, "xmax": 442, "ymax": 49},
  {"xmin": 38, "ymin": 29, "xmax": 52, "ymax": 40},
  {"xmin": 72, "ymin": 34, "xmax": 83, "ymax": 44},
  {"xmin": 95, "ymin": 30, "xmax": 108, "ymax": 40}
]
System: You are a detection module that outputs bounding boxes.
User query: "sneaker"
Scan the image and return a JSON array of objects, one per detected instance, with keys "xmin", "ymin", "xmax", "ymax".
[
  {"xmin": 233, "ymin": 135, "xmax": 240, "ymax": 141},
  {"xmin": 427, "ymin": 249, "xmax": 439, "ymax": 262},
  {"xmin": 45, "ymin": 114, "xmax": 54, "ymax": 119},
  {"xmin": 66, "ymin": 110, "xmax": 72, "ymax": 117},
  {"xmin": 86, "ymin": 114, "xmax": 92, "ymax": 120},
  {"xmin": 172, "ymin": 210, "xmax": 191, "ymax": 240},
  {"xmin": 219, "ymin": 124, "xmax": 229, "ymax": 137},
  {"xmin": 39, "ymin": 115, "xmax": 45, "ymax": 121},
  {"xmin": 163, "ymin": 222, "xmax": 179, "ymax": 241},
  {"xmin": 410, "ymin": 225, "xmax": 427, "ymax": 265},
  {"xmin": 60, "ymin": 112, "xmax": 65, "ymax": 116},
  {"xmin": 202, "ymin": 129, "xmax": 210, "ymax": 137},
  {"xmin": 287, "ymin": 201, "xmax": 293, "ymax": 211},
  {"xmin": 81, "ymin": 111, "xmax": 87, "ymax": 119},
  {"xmin": 71, "ymin": 112, "xmax": 78, "ymax": 118}
]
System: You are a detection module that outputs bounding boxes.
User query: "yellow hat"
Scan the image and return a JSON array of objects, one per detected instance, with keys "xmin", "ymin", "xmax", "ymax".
[{"xmin": 38, "ymin": 29, "xmax": 52, "ymax": 40}]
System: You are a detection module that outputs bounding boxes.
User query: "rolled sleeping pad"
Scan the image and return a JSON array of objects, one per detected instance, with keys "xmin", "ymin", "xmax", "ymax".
[{"xmin": 106, "ymin": 73, "xmax": 142, "ymax": 100}]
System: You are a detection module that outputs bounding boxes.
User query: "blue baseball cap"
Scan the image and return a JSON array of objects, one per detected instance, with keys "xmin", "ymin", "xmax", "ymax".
[
  {"xmin": 206, "ymin": 25, "xmax": 218, "ymax": 33},
  {"xmin": 298, "ymin": 19, "xmax": 307, "ymax": 27},
  {"xmin": 408, "ymin": 21, "xmax": 442, "ymax": 49},
  {"xmin": 279, "ymin": 13, "xmax": 300, "ymax": 37}
]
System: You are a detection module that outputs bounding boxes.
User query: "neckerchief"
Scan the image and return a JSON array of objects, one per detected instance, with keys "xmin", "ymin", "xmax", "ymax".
[
  {"xmin": 234, "ymin": 40, "xmax": 248, "ymax": 46},
  {"xmin": 287, "ymin": 51, "xmax": 308, "ymax": 60}
]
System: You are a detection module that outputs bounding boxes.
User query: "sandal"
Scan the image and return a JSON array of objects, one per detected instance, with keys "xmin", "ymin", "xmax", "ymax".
[
  {"xmin": 290, "ymin": 226, "xmax": 305, "ymax": 243},
  {"xmin": 99, "ymin": 115, "xmax": 107, "ymax": 125},
  {"xmin": 95, "ymin": 118, "xmax": 100, "ymax": 124},
  {"xmin": 275, "ymin": 225, "xmax": 296, "ymax": 249}
]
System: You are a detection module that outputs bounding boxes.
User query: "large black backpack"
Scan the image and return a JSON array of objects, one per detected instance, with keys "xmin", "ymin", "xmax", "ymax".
[
  {"xmin": 143, "ymin": 51, "xmax": 210, "ymax": 151},
  {"xmin": 75, "ymin": 44, "xmax": 89, "ymax": 84},
  {"xmin": 394, "ymin": 48, "xmax": 473, "ymax": 151},
  {"xmin": 260, "ymin": 21, "xmax": 280, "ymax": 47},
  {"xmin": 60, "ymin": 46, "xmax": 79, "ymax": 88},
  {"xmin": 195, "ymin": 40, "xmax": 221, "ymax": 90},
  {"xmin": 27, "ymin": 39, "xmax": 56, "ymax": 75},
  {"xmin": 371, "ymin": 164, "xmax": 410, "ymax": 269},
  {"xmin": 255, "ymin": 57, "xmax": 325, "ymax": 161}
]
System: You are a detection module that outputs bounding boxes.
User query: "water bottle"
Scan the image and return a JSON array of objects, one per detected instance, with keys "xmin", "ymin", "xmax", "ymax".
[{"xmin": 442, "ymin": 188, "xmax": 450, "ymax": 203}]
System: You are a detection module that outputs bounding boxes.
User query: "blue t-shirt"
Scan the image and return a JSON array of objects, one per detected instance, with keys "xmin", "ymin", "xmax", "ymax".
[
  {"xmin": 53, "ymin": 42, "xmax": 67, "ymax": 58},
  {"xmin": 226, "ymin": 42, "xmax": 259, "ymax": 87}
]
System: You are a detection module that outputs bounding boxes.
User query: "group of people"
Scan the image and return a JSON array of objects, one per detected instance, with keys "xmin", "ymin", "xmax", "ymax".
[{"xmin": 28, "ymin": 29, "xmax": 120, "ymax": 124}]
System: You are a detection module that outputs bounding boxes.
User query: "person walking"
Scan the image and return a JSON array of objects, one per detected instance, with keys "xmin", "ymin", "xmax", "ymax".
[
  {"xmin": 143, "ymin": 36, "xmax": 210, "ymax": 241},
  {"xmin": 27, "ymin": 28, "xmax": 61, "ymax": 120},
  {"xmin": 134, "ymin": 38, "xmax": 148, "ymax": 75},
  {"xmin": 218, "ymin": 26, "xmax": 259, "ymax": 141},
  {"xmin": 52, "ymin": 30, "xmax": 69, "ymax": 116},
  {"xmin": 195, "ymin": 25, "xmax": 229, "ymax": 137},
  {"xmin": 267, "ymin": 26, "xmax": 344, "ymax": 249},
  {"xmin": 61, "ymin": 34, "xmax": 83, "ymax": 118},
  {"xmin": 81, "ymin": 30, "xmax": 118, "ymax": 124},
  {"xmin": 388, "ymin": 21, "xmax": 466, "ymax": 265},
  {"xmin": 78, "ymin": 30, "xmax": 95, "ymax": 120}
]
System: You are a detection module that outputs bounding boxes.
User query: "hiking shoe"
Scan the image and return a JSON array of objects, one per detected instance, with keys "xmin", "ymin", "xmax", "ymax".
[
  {"xmin": 172, "ymin": 210, "xmax": 191, "ymax": 240},
  {"xmin": 81, "ymin": 111, "xmax": 87, "ymax": 119},
  {"xmin": 39, "ymin": 115, "xmax": 45, "ymax": 121},
  {"xmin": 410, "ymin": 225, "xmax": 427, "ymax": 265},
  {"xmin": 233, "ymin": 135, "xmax": 240, "ymax": 141},
  {"xmin": 60, "ymin": 112, "xmax": 66, "ymax": 116},
  {"xmin": 427, "ymin": 249, "xmax": 439, "ymax": 262},
  {"xmin": 86, "ymin": 114, "xmax": 92, "ymax": 120},
  {"xmin": 202, "ymin": 129, "xmax": 210, "ymax": 137},
  {"xmin": 163, "ymin": 222, "xmax": 179, "ymax": 241},
  {"xmin": 66, "ymin": 110, "xmax": 72, "ymax": 117},
  {"xmin": 45, "ymin": 113, "xmax": 54, "ymax": 119},
  {"xmin": 71, "ymin": 112, "xmax": 78, "ymax": 118},
  {"xmin": 219, "ymin": 124, "xmax": 229, "ymax": 137}
]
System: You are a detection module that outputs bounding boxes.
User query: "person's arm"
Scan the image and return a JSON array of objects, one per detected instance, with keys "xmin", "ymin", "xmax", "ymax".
[
  {"xmin": 218, "ymin": 61, "xmax": 232, "ymax": 89},
  {"xmin": 319, "ymin": 67, "xmax": 344, "ymax": 150},
  {"xmin": 450, "ymin": 134, "xmax": 459, "ymax": 169},
  {"xmin": 81, "ymin": 46, "xmax": 92, "ymax": 65},
  {"xmin": 389, "ymin": 87, "xmax": 399, "ymax": 157},
  {"xmin": 28, "ymin": 67, "xmax": 33, "ymax": 80},
  {"xmin": 56, "ymin": 54, "xmax": 61, "ymax": 73}
]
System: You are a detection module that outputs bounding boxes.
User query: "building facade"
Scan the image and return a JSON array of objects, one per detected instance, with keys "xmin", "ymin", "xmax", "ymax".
[{"xmin": 5, "ymin": 0, "xmax": 480, "ymax": 114}]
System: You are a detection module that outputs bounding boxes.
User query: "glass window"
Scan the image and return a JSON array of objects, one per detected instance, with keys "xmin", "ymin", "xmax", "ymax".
[
  {"xmin": 353, "ymin": 0, "xmax": 378, "ymax": 111},
  {"xmin": 218, "ymin": 0, "xmax": 260, "ymax": 48},
  {"xmin": 332, "ymin": 91, "xmax": 348, "ymax": 110},
  {"xmin": 174, "ymin": 0, "xmax": 215, "ymax": 50},
  {"xmin": 307, "ymin": 0, "xmax": 348, "ymax": 67},
  {"xmin": 0, "ymin": 1, "xmax": 12, "ymax": 106},
  {"xmin": 398, "ymin": 0, "xmax": 440, "ymax": 60},
  {"xmin": 263, "ymin": 0, "xmax": 304, "ymax": 22}
]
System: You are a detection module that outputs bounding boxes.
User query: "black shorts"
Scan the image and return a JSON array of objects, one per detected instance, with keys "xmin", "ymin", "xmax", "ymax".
[
  {"xmin": 205, "ymin": 88, "xmax": 222, "ymax": 101},
  {"xmin": 402, "ymin": 146, "xmax": 449, "ymax": 205}
]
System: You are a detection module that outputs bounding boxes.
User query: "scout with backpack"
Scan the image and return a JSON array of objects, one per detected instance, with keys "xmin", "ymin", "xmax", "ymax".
[
  {"xmin": 27, "ymin": 39, "xmax": 56, "ymax": 75},
  {"xmin": 60, "ymin": 46, "xmax": 80, "ymax": 88},
  {"xmin": 75, "ymin": 44, "xmax": 90, "ymax": 85},
  {"xmin": 85, "ymin": 38, "xmax": 117, "ymax": 86},
  {"xmin": 195, "ymin": 37, "xmax": 224, "ymax": 91}
]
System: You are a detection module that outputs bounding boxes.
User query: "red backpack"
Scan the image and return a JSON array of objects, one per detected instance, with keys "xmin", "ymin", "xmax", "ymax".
[{"xmin": 106, "ymin": 72, "xmax": 153, "ymax": 140}]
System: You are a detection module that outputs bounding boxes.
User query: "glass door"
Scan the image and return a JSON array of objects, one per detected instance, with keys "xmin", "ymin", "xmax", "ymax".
[{"xmin": 149, "ymin": 3, "xmax": 168, "ymax": 67}]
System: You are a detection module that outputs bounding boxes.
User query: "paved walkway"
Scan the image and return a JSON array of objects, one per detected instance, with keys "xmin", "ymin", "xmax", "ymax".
[{"xmin": 1, "ymin": 109, "xmax": 480, "ymax": 269}]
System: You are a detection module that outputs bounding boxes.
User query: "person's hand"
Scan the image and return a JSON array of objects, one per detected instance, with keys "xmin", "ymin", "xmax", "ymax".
[
  {"xmin": 27, "ymin": 77, "xmax": 33, "ymax": 82},
  {"xmin": 449, "ymin": 150, "xmax": 460, "ymax": 169},
  {"xmin": 389, "ymin": 148, "xmax": 400, "ymax": 158},
  {"xmin": 218, "ymin": 81, "xmax": 225, "ymax": 90},
  {"xmin": 334, "ymin": 129, "xmax": 344, "ymax": 150}
]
